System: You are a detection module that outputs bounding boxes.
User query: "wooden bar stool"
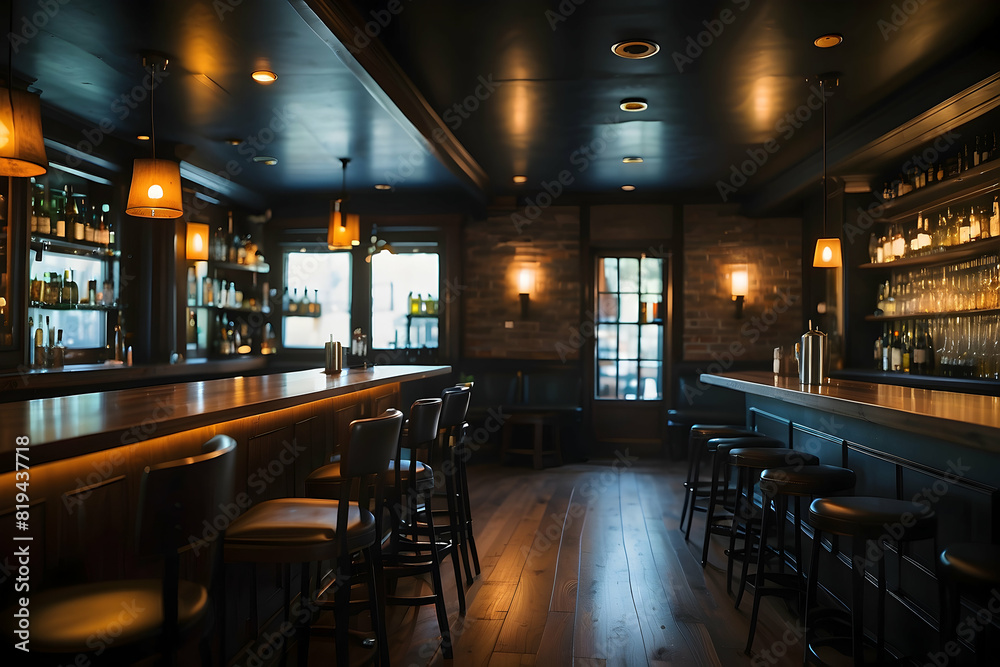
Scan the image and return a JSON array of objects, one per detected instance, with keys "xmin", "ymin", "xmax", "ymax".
[
  {"xmin": 697, "ymin": 435, "xmax": 785, "ymax": 573},
  {"xmin": 743, "ymin": 464, "xmax": 856, "ymax": 654},
  {"xmin": 225, "ymin": 409, "xmax": 403, "ymax": 667},
  {"xmin": 437, "ymin": 385, "xmax": 479, "ymax": 585},
  {"xmin": 937, "ymin": 543, "xmax": 1000, "ymax": 665},
  {"xmin": 680, "ymin": 425, "xmax": 760, "ymax": 538},
  {"xmin": 1, "ymin": 435, "xmax": 236, "ymax": 667},
  {"xmin": 805, "ymin": 496, "xmax": 937, "ymax": 666},
  {"xmin": 726, "ymin": 446, "xmax": 819, "ymax": 596}
]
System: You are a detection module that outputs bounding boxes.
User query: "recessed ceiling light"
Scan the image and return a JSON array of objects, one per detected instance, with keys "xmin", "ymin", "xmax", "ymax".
[
  {"xmin": 621, "ymin": 184, "xmax": 636, "ymax": 191},
  {"xmin": 620, "ymin": 98, "xmax": 648, "ymax": 112},
  {"xmin": 612, "ymin": 40, "xmax": 660, "ymax": 59},
  {"xmin": 374, "ymin": 184, "xmax": 392, "ymax": 190},
  {"xmin": 137, "ymin": 134, "xmax": 150, "ymax": 141},
  {"xmin": 253, "ymin": 156, "xmax": 278, "ymax": 165},
  {"xmin": 512, "ymin": 175, "xmax": 528, "ymax": 184},
  {"xmin": 251, "ymin": 70, "xmax": 277, "ymax": 84},
  {"xmin": 225, "ymin": 138, "xmax": 242, "ymax": 146},
  {"xmin": 622, "ymin": 156, "xmax": 644, "ymax": 164},
  {"xmin": 813, "ymin": 33, "xmax": 844, "ymax": 48}
]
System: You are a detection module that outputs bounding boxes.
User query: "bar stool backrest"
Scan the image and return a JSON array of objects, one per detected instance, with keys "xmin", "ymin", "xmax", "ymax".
[
  {"xmin": 409, "ymin": 398, "xmax": 443, "ymax": 446},
  {"xmin": 136, "ymin": 434, "xmax": 237, "ymax": 557},
  {"xmin": 440, "ymin": 385, "xmax": 471, "ymax": 430},
  {"xmin": 340, "ymin": 408, "xmax": 403, "ymax": 538}
]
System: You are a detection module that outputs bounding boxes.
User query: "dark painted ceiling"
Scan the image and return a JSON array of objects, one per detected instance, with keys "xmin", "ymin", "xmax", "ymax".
[{"xmin": 10, "ymin": 0, "xmax": 1000, "ymax": 211}]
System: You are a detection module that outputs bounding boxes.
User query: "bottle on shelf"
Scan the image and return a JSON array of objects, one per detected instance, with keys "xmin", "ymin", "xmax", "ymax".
[
  {"xmin": 62, "ymin": 269, "xmax": 79, "ymax": 305},
  {"xmin": 55, "ymin": 187, "xmax": 68, "ymax": 238},
  {"xmin": 890, "ymin": 327, "xmax": 902, "ymax": 372},
  {"xmin": 282, "ymin": 287, "xmax": 290, "ymax": 312},
  {"xmin": 71, "ymin": 190, "xmax": 84, "ymax": 241},
  {"xmin": 51, "ymin": 330, "xmax": 65, "ymax": 368},
  {"xmin": 289, "ymin": 288, "xmax": 299, "ymax": 314},
  {"xmin": 311, "ymin": 289, "xmax": 319, "ymax": 314},
  {"xmin": 301, "ymin": 286, "xmax": 311, "ymax": 314},
  {"xmin": 105, "ymin": 207, "xmax": 115, "ymax": 246},
  {"xmin": 901, "ymin": 322, "xmax": 911, "ymax": 373}
]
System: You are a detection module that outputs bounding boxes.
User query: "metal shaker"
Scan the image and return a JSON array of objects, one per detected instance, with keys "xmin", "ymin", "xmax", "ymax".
[{"xmin": 797, "ymin": 320, "xmax": 829, "ymax": 385}]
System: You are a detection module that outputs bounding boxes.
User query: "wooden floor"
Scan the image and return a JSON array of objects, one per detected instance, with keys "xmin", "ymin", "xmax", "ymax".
[{"xmin": 308, "ymin": 457, "xmax": 806, "ymax": 666}]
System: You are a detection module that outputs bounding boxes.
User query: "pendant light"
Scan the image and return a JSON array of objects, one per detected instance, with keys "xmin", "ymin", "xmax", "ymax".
[
  {"xmin": 813, "ymin": 72, "xmax": 842, "ymax": 268},
  {"xmin": 327, "ymin": 157, "xmax": 360, "ymax": 249},
  {"xmin": 126, "ymin": 54, "xmax": 182, "ymax": 218},
  {"xmin": 0, "ymin": 0, "xmax": 47, "ymax": 177}
]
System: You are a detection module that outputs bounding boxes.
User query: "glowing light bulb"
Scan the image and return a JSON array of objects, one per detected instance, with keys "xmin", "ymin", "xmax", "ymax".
[
  {"xmin": 147, "ymin": 183, "xmax": 164, "ymax": 199},
  {"xmin": 822, "ymin": 246, "xmax": 833, "ymax": 263},
  {"xmin": 193, "ymin": 233, "xmax": 205, "ymax": 253}
]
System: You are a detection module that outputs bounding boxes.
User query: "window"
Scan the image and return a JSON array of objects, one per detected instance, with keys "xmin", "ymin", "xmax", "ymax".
[
  {"xmin": 371, "ymin": 252, "xmax": 439, "ymax": 350},
  {"xmin": 283, "ymin": 250, "xmax": 351, "ymax": 348},
  {"xmin": 596, "ymin": 255, "xmax": 663, "ymax": 400}
]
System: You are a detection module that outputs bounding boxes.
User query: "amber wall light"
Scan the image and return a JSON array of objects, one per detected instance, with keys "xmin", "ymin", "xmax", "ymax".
[
  {"xmin": 731, "ymin": 265, "xmax": 748, "ymax": 318},
  {"xmin": 186, "ymin": 222, "xmax": 209, "ymax": 261}
]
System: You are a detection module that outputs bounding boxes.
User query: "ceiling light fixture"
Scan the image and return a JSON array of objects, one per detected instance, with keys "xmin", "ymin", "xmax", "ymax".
[
  {"xmin": 224, "ymin": 138, "xmax": 242, "ymax": 146},
  {"xmin": 251, "ymin": 70, "xmax": 277, "ymax": 84},
  {"xmin": 622, "ymin": 157, "xmax": 643, "ymax": 164},
  {"xmin": 252, "ymin": 156, "xmax": 278, "ymax": 165},
  {"xmin": 126, "ymin": 53, "xmax": 183, "ymax": 219},
  {"xmin": 136, "ymin": 134, "xmax": 150, "ymax": 141},
  {"xmin": 612, "ymin": 40, "xmax": 660, "ymax": 59},
  {"xmin": 374, "ymin": 183, "xmax": 392, "ymax": 191},
  {"xmin": 512, "ymin": 175, "xmax": 528, "ymax": 184},
  {"xmin": 619, "ymin": 98, "xmax": 648, "ymax": 112},
  {"xmin": 621, "ymin": 184, "xmax": 636, "ymax": 191},
  {"xmin": 813, "ymin": 72, "xmax": 842, "ymax": 268},
  {"xmin": 328, "ymin": 157, "xmax": 360, "ymax": 250},
  {"xmin": 813, "ymin": 33, "xmax": 844, "ymax": 49},
  {"xmin": 0, "ymin": 0, "xmax": 47, "ymax": 176}
]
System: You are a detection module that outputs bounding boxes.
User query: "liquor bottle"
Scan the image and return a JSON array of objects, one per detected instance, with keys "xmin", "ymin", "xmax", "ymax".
[
  {"xmin": 33, "ymin": 321, "xmax": 44, "ymax": 368},
  {"xmin": 62, "ymin": 270, "xmax": 79, "ymax": 305},
  {"xmin": 890, "ymin": 328, "xmax": 902, "ymax": 372},
  {"xmin": 51, "ymin": 330, "xmax": 65, "ymax": 368},
  {"xmin": 187, "ymin": 267, "xmax": 197, "ymax": 306},
  {"xmin": 874, "ymin": 327, "xmax": 883, "ymax": 370},
  {"xmin": 881, "ymin": 324, "xmax": 891, "ymax": 372},
  {"xmin": 84, "ymin": 209, "xmax": 96, "ymax": 243},
  {"xmin": 311, "ymin": 289, "xmax": 319, "ymax": 314},
  {"xmin": 30, "ymin": 187, "xmax": 40, "ymax": 234},
  {"xmin": 936, "ymin": 162, "xmax": 945, "ymax": 181},
  {"xmin": 94, "ymin": 211, "xmax": 105, "ymax": 245},
  {"xmin": 106, "ymin": 208, "xmax": 115, "ymax": 246},
  {"xmin": 974, "ymin": 136, "xmax": 981, "ymax": 167},
  {"xmin": 959, "ymin": 209, "xmax": 971, "ymax": 244},
  {"xmin": 991, "ymin": 197, "xmax": 1000, "ymax": 239},
  {"xmin": 882, "ymin": 229, "xmax": 893, "ymax": 262},
  {"xmin": 55, "ymin": 187, "xmax": 68, "ymax": 238},
  {"xmin": 924, "ymin": 320, "xmax": 935, "ymax": 374},
  {"xmin": 901, "ymin": 322, "xmax": 911, "ymax": 373},
  {"xmin": 202, "ymin": 275, "xmax": 215, "ymax": 306},
  {"xmin": 926, "ymin": 163, "xmax": 935, "ymax": 185},
  {"xmin": 912, "ymin": 321, "xmax": 928, "ymax": 375},
  {"xmin": 281, "ymin": 287, "xmax": 290, "ymax": 312},
  {"xmin": 969, "ymin": 206, "xmax": 982, "ymax": 241},
  {"xmin": 301, "ymin": 286, "xmax": 311, "ymax": 313},
  {"xmin": 289, "ymin": 288, "xmax": 299, "ymax": 313},
  {"xmin": 217, "ymin": 315, "xmax": 231, "ymax": 356},
  {"xmin": 71, "ymin": 190, "xmax": 84, "ymax": 241},
  {"xmin": 227, "ymin": 211, "xmax": 237, "ymax": 263},
  {"xmin": 891, "ymin": 224, "xmax": 906, "ymax": 259}
]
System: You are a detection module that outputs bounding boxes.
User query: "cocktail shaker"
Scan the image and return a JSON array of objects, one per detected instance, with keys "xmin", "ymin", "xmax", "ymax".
[{"xmin": 797, "ymin": 320, "xmax": 829, "ymax": 385}]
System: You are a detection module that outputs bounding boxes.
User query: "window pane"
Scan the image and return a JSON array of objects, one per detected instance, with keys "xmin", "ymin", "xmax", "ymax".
[
  {"xmin": 619, "ymin": 293, "xmax": 639, "ymax": 323},
  {"xmin": 640, "ymin": 257, "xmax": 663, "ymax": 293},
  {"xmin": 596, "ymin": 324, "xmax": 617, "ymax": 359},
  {"xmin": 599, "ymin": 257, "xmax": 618, "ymax": 292},
  {"xmin": 619, "ymin": 258, "xmax": 640, "ymax": 292},
  {"xmin": 597, "ymin": 360, "xmax": 616, "ymax": 398},
  {"xmin": 618, "ymin": 324, "xmax": 638, "ymax": 359},
  {"xmin": 617, "ymin": 361, "xmax": 638, "ymax": 399},
  {"xmin": 639, "ymin": 361, "xmax": 661, "ymax": 400},
  {"xmin": 640, "ymin": 324, "xmax": 662, "ymax": 361},
  {"xmin": 283, "ymin": 251, "xmax": 351, "ymax": 348},
  {"xmin": 371, "ymin": 252, "xmax": 439, "ymax": 349},
  {"xmin": 598, "ymin": 294, "xmax": 618, "ymax": 322}
]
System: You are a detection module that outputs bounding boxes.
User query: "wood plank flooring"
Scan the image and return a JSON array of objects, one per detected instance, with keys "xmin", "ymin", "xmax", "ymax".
[{"xmin": 308, "ymin": 458, "xmax": 806, "ymax": 666}]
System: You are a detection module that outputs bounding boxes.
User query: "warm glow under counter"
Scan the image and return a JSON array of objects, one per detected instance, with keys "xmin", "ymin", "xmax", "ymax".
[{"xmin": 0, "ymin": 365, "xmax": 450, "ymax": 471}]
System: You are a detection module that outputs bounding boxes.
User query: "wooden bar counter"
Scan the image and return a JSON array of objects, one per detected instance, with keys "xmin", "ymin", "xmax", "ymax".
[
  {"xmin": 0, "ymin": 365, "xmax": 450, "ymax": 660},
  {"xmin": 700, "ymin": 370, "xmax": 1000, "ymax": 658}
]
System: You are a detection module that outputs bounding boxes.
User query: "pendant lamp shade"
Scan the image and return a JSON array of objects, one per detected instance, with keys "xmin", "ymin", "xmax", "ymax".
[
  {"xmin": 126, "ymin": 158, "xmax": 183, "ymax": 218},
  {"xmin": 812, "ymin": 237, "xmax": 843, "ymax": 268},
  {"xmin": 0, "ymin": 87, "xmax": 47, "ymax": 177},
  {"xmin": 327, "ymin": 199, "xmax": 360, "ymax": 249}
]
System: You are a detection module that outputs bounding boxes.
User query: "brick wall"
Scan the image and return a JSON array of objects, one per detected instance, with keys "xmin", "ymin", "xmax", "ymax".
[
  {"xmin": 462, "ymin": 206, "xmax": 581, "ymax": 359},
  {"xmin": 683, "ymin": 204, "xmax": 803, "ymax": 362}
]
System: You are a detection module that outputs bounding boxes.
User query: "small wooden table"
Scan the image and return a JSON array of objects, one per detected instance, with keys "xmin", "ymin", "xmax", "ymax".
[{"xmin": 500, "ymin": 411, "xmax": 563, "ymax": 469}]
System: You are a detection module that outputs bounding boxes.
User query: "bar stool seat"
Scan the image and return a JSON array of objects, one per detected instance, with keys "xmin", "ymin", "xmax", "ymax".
[
  {"xmin": 225, "ymin": 498, "xmax": 376, "ymax": 559},
  {"xmin": 306, "ymin": 459, "xmax": 434, "ymax": 491},
  {"xmin": 743, "ymin": 464, "xmax": 856, "ymax": 654},
  {"xmin": 939, "ymin": 543, "xmax": 1000, "ymax": 585},
  {"xmin": 680, "ymin": 424, "xmax": 758, "ymax": 536},
  {"xmin": 806, "ymin": 496, "xmax": 937, "ymax": 666},
  {"xmin": 938, "ymin": 543, "xmax": 1000, "ymax": 665}
]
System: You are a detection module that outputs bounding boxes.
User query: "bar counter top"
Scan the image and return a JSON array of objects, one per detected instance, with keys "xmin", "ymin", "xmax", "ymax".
[
  {"xmin": 700, "ymin": 371, "xmax": 1000, "ymax": 449},
  {"xmin": 0, "ymin": 364, "xmax": 450, "ymax": 471}
]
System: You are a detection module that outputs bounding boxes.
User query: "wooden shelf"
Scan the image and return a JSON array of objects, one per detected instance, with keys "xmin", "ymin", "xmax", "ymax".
[
  {"xmin": 858, "ymin": 236, "xmax": 1000, "ymax": 271},
  {"xmin": 211, "ymin": 260, "xmax": 269, "ymax": 274},
  {"xmin": 865, "ymin": 307, "xmax": 1000, "ymax": 322},
  {"xmin": 29, "ymin": 302, "xmax": 118, "ymax": 312},
  {"xmin": 282, "ymin": 310, "xmax": 320, "ymax": 318},
  {"xmin": 30, "ymin": 236, "xmax": 118, "ymax": 258},
  {"xmin": 876, "ymin": 158, "xmax": 1000, "ymax": 224}
]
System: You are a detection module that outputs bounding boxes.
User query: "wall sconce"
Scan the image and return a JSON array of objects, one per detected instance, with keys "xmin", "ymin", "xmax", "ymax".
[
  {"xmin": 186, "ymin": 222, "xmax": 209, "ymax": 261},
  {"xmin": 518, "ymin": 266, "xmax": 535, "ymax": 318},
  {"xmin": 731, "ymin": 265, "xmax": 748, "ymax": 318}
]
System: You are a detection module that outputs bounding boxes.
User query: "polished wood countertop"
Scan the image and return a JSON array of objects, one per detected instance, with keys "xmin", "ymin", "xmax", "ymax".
[
  {"xmin": 700, "ymin": 371, "xmax": 1000, "ymax": 449},
  {"xmin": 0, "ymin": 365, "xmax": 450, "ymax": 470}
]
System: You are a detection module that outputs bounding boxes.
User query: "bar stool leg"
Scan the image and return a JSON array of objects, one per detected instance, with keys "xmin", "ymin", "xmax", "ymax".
[
  {"xmin": 804, "ymin": 528, "xmax": 822, "ymax": 667},
  {"xmin": 736, "ymin": 468, "xmax": 759, "ymax": 607},
  {"xmin": 850, "ymin": 539, "xmax": 866, "ymax": 667},
  {"xmin": 745, "ymin": 485, "xmax": 771, "ymax": 652},
  {"xmin": 729, "ymin": 465, "xmax": 747, "ymax": 597},
  {"xmin": 680, "ymin": 436, "xmax": 698, "ymax": 534},
  {"xmin": 684, "ymin": 446, "xmax": 704, "ymax": 540},
  {"xmin": 877, "ymin": 545, "xmax": 887, "ymax": 664},
  {"xmin": 701, "ymin": 449, "xmax": 722, "ymax": 567}
]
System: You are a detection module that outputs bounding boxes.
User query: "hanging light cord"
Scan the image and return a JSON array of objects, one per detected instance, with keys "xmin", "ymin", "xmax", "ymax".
[
  {"xmin": 821, "ymin": 78, "xmax": 827, "ymax": 237},
  {"xmin": 149, "ymin": 62, "xmax": 156, "ymax": 160}
]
